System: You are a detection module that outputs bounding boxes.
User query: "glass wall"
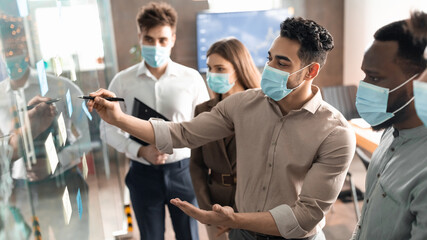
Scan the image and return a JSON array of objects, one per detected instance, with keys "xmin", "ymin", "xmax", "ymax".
[{"xmin": 0, "ymin": 0, "xmax": 126, "ymax": 239}]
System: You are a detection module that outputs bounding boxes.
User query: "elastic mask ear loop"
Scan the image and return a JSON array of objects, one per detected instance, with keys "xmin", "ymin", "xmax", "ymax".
[
  {"xmin": 288, "ymin": 63, "xmax": 313, "ymax": 90},
  {"xmin": 392, "ymin": 96, "xmax": 414, "ymax": 114},
  {"xmin": 388, "ymin": 73, "xmax": 419, "ymax": 114},
  {"xmin": 389, "ymin": 74, "xmax": 419, "ymax": 93}
]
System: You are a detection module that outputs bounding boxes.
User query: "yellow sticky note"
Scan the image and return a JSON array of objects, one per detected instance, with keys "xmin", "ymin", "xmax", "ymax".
[
  {"xmin": 82, "ymin": 153, "xmax": 88, "ymax": 180},
  {"xmin": 45, "ymin": 133, "xmax": 58, "ymax": 174},
  {"xmin": 62, "ymin": 186, "xmax": 72, "ymax": 225},
  {"xmin": 53, "ymin": 56, "xmax": 62, "ymax": 77},
  {"xmin": 57, "ymin": 112, "xmax": 67, "ymax": 146}
]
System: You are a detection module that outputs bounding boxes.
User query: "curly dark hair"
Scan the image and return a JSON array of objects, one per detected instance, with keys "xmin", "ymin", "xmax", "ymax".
[
  {"xmin": 407, "ymin": 10, "xmax": 427, "ymax": 41},
  {"xmin": 280, "ymin": 17, "xmax": 334, "ymax": 68},
  {"xmin": 136, "ymin": 2, "xmax": 177, "ymax": 33},
  {"xmin": 374, "ymin": 19, "xmax": 426, "ymax": 75}
]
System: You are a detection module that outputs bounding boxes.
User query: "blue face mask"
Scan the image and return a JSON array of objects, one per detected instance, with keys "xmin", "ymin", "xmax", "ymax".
[
  {"xmin": 355, "ymin": 74, "xmax": 417, "ymax": 126},
  {"xmin": 206, "ymin": 71, "xmax": 235, "ymax": 94},
  {"xmin": 5, "ymin": 54, "xmax": 28, "ymax": 80},
  {"xmin": 141, "ymin": 45, "xmax": 170, "ymax": 68},
  {"xmin": 261, "ymin": 64, "xmax": 310, "ymax": 101},
  {"xmin": 413, "ymin": 80, "xmax": 427, "ymax": 127}
]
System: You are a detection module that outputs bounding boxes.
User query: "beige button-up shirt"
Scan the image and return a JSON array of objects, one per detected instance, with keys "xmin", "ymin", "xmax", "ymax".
[{"xmin": 151, "ymin": 87, "xmax": 356, "ymax": 238}]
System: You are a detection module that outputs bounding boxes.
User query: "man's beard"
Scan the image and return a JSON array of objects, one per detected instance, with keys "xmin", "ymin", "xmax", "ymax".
[{"xmin": 371, "ymin": 92, "xmax": 413, "ymax": 131}]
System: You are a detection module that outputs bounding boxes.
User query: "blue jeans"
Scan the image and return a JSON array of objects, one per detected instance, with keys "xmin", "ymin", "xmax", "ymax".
[{"xmin": 125, "ymin": 158, "xmax": 199, "ymax": 240}]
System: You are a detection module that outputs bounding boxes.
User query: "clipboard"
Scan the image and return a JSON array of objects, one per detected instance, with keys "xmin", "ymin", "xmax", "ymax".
[{"xmin": 130, "ymin": 98, "xmax": 169, "ymax": 146}]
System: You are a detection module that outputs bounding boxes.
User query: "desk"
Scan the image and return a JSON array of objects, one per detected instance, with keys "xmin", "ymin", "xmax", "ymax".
[{"xmin": 349, "ymin": 118, "xmax": 382, "ymax": 154}]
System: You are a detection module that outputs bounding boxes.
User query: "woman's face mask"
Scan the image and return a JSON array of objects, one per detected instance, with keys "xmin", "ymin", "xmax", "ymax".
[
  {"xmin": 355, "ymin": 74, "xmax": 418, "ymax": 126},
  {"xmin": 206, "ymin": 71, "xmax": 235, "ymax": 94}
]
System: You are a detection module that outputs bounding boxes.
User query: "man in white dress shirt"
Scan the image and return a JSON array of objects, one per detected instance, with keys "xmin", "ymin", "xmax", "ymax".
[{"xmin": 99, "ymin": 2, "xmax": 209, "ymax": 240}]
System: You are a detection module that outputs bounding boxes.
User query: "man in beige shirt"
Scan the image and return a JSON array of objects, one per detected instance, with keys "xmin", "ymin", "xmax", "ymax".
[{"xmin": 88, "ymin": 17, "xmax": 356, "ymax": 240}]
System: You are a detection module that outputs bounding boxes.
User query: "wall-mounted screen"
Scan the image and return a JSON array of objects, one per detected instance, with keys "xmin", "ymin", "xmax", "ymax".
[{"xmin": 196, "ymin": 8, "xmax": 293, "ymax": 72}]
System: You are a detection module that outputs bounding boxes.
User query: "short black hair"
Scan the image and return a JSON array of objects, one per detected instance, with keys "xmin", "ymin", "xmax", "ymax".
[
  {"xmin": 280, "ymin": 17, "xmax": 334, "ymax": 68},
  {"xmin": 374, "ymin": 20, "xmax": 426, "ymax": 75}
]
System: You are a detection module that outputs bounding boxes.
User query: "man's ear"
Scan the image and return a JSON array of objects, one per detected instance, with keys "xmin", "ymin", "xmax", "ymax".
[
  {"xmin": 305, "ymin": 63, "xmax": 320, "ymax": 80},
  {"xmin": 170, "ymin": 33, "xmax": 176, "ymax": 48},
  {"xmin": 138, "ymin": 32, "xmax": 143, "ymax": 44}
]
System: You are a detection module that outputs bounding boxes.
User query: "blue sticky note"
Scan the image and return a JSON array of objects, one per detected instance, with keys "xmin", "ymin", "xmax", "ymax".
[
  {"xmin": 36, "ymin": 60, "xmax": 48, "ymax": 96},
  {"xmin": 66, "ymin": 89, "xmax": 73, "ymax": 117},
  {"xmin": 76, "ymin": 188, "xmax": 83, "ymax": 219},
  {"xmin": 17, "ymin": 0, "xmax": 28, "ymax": 17},
  {"xmin": 81, "ymin": 102, "xmax": 92, "ymax": 121}
]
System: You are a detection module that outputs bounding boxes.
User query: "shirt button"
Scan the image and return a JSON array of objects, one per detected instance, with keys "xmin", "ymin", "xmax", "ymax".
[
  {"xmin": 269, "ymin": 163, "xmax": 272, "ymax": 167},
  {"xmin": 358, "ymin": 225, "xmax": 362, "ymax": 229},
  {"xmin": 262, "ymin": 186, "xmax": 266, "ymax": 190},
  {"xmin": 377, "ymin": 173, "xmax": 380, "ymax": 178},
  {"xmin": 272, "ymin": 142, "xmax": 276, "ymax": 146},
  {"xmin": 390, "ymin": 147, "xmax": 395, "ymax": 152},
  {"xmin": 382, "ymin": 193, "xmax": 387, "ymax": 198},
  {"xmin": 366, "ymin": 198, "xmax": 369, "ymax": 203},
  {"xmin": 257, "ymin": 210, "xmax": 260, "ymax": 212}
]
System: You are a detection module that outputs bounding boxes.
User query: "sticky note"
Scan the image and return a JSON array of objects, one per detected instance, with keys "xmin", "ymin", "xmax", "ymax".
[
  {"xmin": 45, "ymin": 133, "xmax": 58, "ymax": 174},
  {"xmin": 70, "ymin": 59, "xmax": 77, "ymax": 81},
  {"xmin": 57, "ymin": 112, "xmax": 67, "ymax": 146},
  {"xmin": 81, "ymin": 101, "xmax": 92, "ymax": 121},
  {"xmin": 76, "ymin": 188, "xmax": 83, "ymax": 219},
  {"xmin": 66, "ymin": 89, "xmax": 73, "ymax": 117},
  {"xmin": 36, "ymin": 60, "xmax": 48, "ymax": 96},
  {"xmin": 62, "ymin": 186, "xmax": 72, "ymax": 225},
  {"xmin": 53, "ymin": 56, "xmax": 62, "ymax": 77},
  {"xmin": 17, "ymin": 0, "xmax": 28, "ymax": 17},
  {"xmin": 82, "ymin": 153, "xmax": 88, "ymax": 180}
]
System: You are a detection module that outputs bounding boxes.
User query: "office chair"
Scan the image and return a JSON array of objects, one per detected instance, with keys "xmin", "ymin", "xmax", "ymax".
[{"xmin": 321, "ymin": 85, "xmax": 370, "ymax": 221}]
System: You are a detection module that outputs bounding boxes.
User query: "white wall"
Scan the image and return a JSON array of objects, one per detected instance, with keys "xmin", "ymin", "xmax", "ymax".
[{"xmin": 344, "ymin": 0, "xmax": 427, "ymax": 86}]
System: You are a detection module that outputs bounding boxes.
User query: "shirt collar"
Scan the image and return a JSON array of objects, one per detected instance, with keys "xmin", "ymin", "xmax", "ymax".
[
  {"xmin": 264, "ymin": 85, "xmax": 322, "ymax": 115},
  {"xmin": 302, "ymin": 85, "xmax": 322, "ymax": 114},
  {"xmin": 5, "ymin": 68, "xmax": 37, "ymax": 92},
  {"xmin": 395, "ymin": 125, "xmax": 427, "ymax": 140},
  {"xmin": 136, "ymin": 59, "xmax": 179, "ymax": 80}
]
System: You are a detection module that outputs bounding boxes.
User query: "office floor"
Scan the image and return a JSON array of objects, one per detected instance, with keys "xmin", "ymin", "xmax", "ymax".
[{"xmin": 120, "ymin": 154, "xmax": 367, "ymax": 240}]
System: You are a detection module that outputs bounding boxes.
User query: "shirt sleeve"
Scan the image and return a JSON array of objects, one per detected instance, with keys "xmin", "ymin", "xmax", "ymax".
[
  {"xmin": 409, "ymin": 181, "xmax": 427, "ymax": 239},
  {"xmin": 269, "ymin": 125, "xmax": 356, "ymax": 238},
  {"xmin": 100, "ymin": 75, "xmax": 142, "ymax": 160},
  {"xmin": 151, "ymin": 97, "xmax": 236, "ymax": 154},
  {"xmin": 190, "ymin": 104, "xmax": 213, "ymax": 211}
]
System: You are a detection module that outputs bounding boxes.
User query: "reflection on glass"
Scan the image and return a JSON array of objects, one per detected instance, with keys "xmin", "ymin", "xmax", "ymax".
[
  {"xmin": 1, "ymin": 0, "xmax": 126, "ymax": 238},
  {"xmin": 0, "ymin": 13, "xmax": 92, "ymax": 240}
]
